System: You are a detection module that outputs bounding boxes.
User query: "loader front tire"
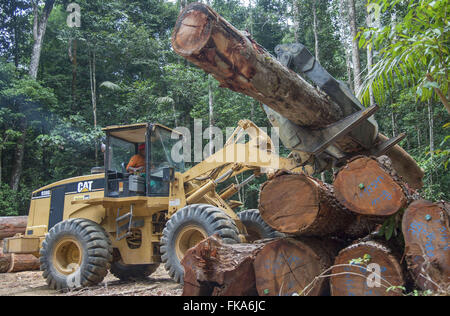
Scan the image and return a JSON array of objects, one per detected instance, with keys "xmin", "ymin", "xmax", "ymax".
[
  {"xmin": 40, "ymin": 218, "xmax": 113, "ymax": 290},
  {"xmin": 160, "ymin": 204, "xmax": 240, "ymax": 284},
  {"xmin": 238, "ymin": 209, "xmax": 283, "ymax": 242}
]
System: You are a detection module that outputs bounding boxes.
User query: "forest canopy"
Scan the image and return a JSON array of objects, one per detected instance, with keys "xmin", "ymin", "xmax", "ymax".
[{"xmin": 0, "ymin": 0, "xmax": 448, "ymax": 216}]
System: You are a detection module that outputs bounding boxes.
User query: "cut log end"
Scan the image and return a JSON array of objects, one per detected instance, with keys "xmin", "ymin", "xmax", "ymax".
[
  {"xmin": 331, "ymin": 241, "xmax": 405, "ymax": 296},
  {"xmin": 172, "ymin": 5, "xmax": 212, "ymax": 56},
  {"xmin": 181, "ymin": 234, "xmax": 265, "ymax": 296},
  {"xmin": 402, "ymin": 200, "xmax": 450, "ymax": 291},
  {"xmin": 334, "ymin": 156, "xmax": 407, "ymax": 216},
  {"xmin": 0, "ymin": 241, "xmax": 40, "ymax": 273},
  {"xmin": 253, "ymin": 238, "xmax": 339, "ymax": 296},
  {"xmin": 259, "ymin": 174, "xmax": 319, "ymax": 234},
  {"xmin": 259, "ymin": 171, "xmax": 359, "ymax": 236}
]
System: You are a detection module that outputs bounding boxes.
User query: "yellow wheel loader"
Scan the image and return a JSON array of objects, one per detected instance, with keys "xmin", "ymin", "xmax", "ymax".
[{"xmin": 3, "ymin": 120, "xmax": 299, "ymax": 289}]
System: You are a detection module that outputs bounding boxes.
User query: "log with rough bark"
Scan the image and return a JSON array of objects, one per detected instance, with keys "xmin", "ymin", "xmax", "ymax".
[
  {"xmin": 172, "ymin": 3, "xmax": 342, "ymax": 128},
  {"xmin": 0, "ymin": 216, "xmax": 28, "ymax": 240},
  {"xmin": 171, "ymin": 3, "xmax": 423, "ymax": 190},
  {"xmin": 258, "ymin": 171, "xmax": 375, "ymax": 237},
  {"xmin": 375, "ymin": 134, "xmax": 424, "ymax": 190},
  {"xmin": 253, "ymin": 237, "xmax": 341, "ymax": 296},
  {"xmin": 402, "ymin": 200, "xmax": 450, "ymax": 292},
  {"xmin": 181, "ymin": 234, "xmax": 266, "ymax": 296},
  {"xmin": 330, "ymin": 240, "xmax": 405, "ymax": 296},
  {"xmin": 333, "ymin": 156, "xmax": 417, "ymax": 217},
  {"xmin": 0, "ymin": 241, "xmax": 40, "ymax": 273}
]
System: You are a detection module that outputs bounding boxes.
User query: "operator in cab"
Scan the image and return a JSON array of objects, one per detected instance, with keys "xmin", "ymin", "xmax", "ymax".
[{"xmin": 126, "ymin": 143, "xmax": 146, "ymax": 173}]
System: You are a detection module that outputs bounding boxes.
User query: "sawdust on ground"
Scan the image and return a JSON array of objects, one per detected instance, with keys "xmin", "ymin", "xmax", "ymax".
[{"xmin": 0, "ymin": 265, "xmax": 182, "ymax": 296}]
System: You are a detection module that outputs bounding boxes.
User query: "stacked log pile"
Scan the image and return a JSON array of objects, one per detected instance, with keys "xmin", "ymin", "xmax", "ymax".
[
  {"xmin": 182, "ymin": 155, "xmax": 449, "ymax": 296},
  {"xmin": 172, "ymin": 3, "xmax": 448, "ymax": 296},
  {"xmin": 0, "ymin": 216, "xmax": 40, "ymax": 273}
]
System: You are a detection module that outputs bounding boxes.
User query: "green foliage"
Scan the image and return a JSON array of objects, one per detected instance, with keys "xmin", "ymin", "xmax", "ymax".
[
  {"xmin": 359, "ymin": 0, "xmax": 449, "ymax": 108},
  {"xmin": 0, "ymin": 183, "xmax": 31, "ymax": 216},
  {"xmin": 0, "ymin": 0, "xmax": 448, "ymax": 216},
  {"xmin": 378, "ymin": 212, "xmax": 403, "ymax": 241}
]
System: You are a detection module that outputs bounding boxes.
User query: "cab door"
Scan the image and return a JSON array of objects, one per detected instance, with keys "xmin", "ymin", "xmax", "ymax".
[{"xmin": 49, "ymin": 186, "xmax": 65, "ymax": 229}]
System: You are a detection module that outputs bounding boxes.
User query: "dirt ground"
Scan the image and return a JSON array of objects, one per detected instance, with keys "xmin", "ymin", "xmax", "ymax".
[{"xmin": 0, "ymin": 265, "xmax": 183, "ymax": 296}]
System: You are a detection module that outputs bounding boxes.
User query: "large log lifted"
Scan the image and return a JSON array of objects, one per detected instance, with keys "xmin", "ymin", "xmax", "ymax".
[{"xmin": 172, "ymin": 2, "xmax": 424, "ymax": 190}]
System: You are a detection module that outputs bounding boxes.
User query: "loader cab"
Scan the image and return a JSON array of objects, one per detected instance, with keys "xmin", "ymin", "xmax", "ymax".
[{"xmin": 102, "ymin": 123, "xmax": 184, "ymax": 198}]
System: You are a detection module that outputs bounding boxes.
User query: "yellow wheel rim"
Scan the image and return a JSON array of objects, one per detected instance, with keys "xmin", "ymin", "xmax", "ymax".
[
  {"xmin": 53, "ymin": 236, "xmax": 83, "ymax": 275},
  {"xmin": 175, "ymin": 225, "xmax": 207, "ymax": 261}
]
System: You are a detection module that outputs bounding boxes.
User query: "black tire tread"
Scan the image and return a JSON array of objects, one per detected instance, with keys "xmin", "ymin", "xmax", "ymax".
[
  {"xmin": 39, "ymin": 218, "xmax": 112, "ymax": 290},
  {"xmin": 160, "ymin": 204, "xmax": 240, "ymax": 284}
]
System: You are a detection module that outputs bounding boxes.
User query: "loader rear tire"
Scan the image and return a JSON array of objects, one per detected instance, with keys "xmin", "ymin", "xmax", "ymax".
[
  {"xmin": 238, "ymin": 209, "xmax": 283, "ymax": 242},
  {"xmin": 110, "ymin": 261, "xmax": 160, "ymax": 281},
  {"xmin": 160, "ymin": 204, "xmax": 240, "ymax": 284},
  {"xmin": 39, "ymin": 218, "xmax": 113, "ymax": 290}
]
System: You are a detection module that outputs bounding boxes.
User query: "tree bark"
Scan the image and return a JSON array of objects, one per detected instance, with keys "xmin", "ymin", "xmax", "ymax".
[
  {"xmin": 11, "ymin": 0, "xmax": 54, "ymax": 192},
  {"xmin": 365, "ymin": 6, "xmax": 377, "ymax": 106},
  {"xmin": 330, "ymin": 239, "xmax": 405, "ymax": 296},
  {"xmin": 347, "ymin": 0, "xmax": 362, "ymax": 94},
  {"xmin": 208, "ymin": 74, "xmax": 214, "ymax": 156},
  {"xmin": 258, "ymin": 171, "xmax": 356, "ymax": 236},
  {"xmin": 9, "ymin": 128, "xmax": 26, "ymax": 191},
  {"xmin": 29, "ymin": 0, "xmax": 55, "ymax": 79},
  {"xmin": 312, "ymin": 0, "xmax": 320, "ymax": 62},
  {"xmin": 69, "ymin": 38, "xmax": 78, "ymax": 105},
  {"xmin": 253, "ymin": 237, "xmax": 341, "ymax": 296},
  {"xmin": 402, "ymin": 200, "xmax": 450, "ymax": 292},
  {"xmin": 338, "ymin": 0, "xmax": 353, "ymax": 90},
  {"xmin": 181, "ymin": 234, "xmax": 266, "ymax": 296},
  {"xmin": 172, "ymin": 2, "xmax": 423, "ymax": 189},
  {"xmin": 89, "ymin": 49, "xmax": 98, "ymax": 166},
  {"xmin": 292, "ymin": 0, "xmax": 300, "ymax": 43},
  {"xmin": 0, "ymin": 216, "xmax": 27, "ymax": 240},
  {"xmin": 376, "ymin": 133, "xmax": 424, "ymax": 190},
  {"xmin": 172, "ymin": 3, "xmax": 343, "ymax": 129},
  {"xmin": 333, "ymin": 155, "xmax": 415, "ymax": 217}
]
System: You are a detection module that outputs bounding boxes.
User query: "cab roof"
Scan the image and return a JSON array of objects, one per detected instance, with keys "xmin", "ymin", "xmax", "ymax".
[{"xmin": 102, "ymin": 123, "xmax": 181, "ymax": 144}]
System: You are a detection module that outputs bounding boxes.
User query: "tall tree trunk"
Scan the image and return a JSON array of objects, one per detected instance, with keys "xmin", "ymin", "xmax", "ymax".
[
  {"xmin": 312, "ymin": 0, "xmax": 325, "ymax": 181},
  {"xmin": 10, "ymin": 0, "xmax": 54, "ymax": 191},
  {"xmin": 208, "ymin": 75, "xmax": 214, "ymax": 156},
  {"xmin": 347, "ymin": 0, "xmax": 361, "ymax": 94},
  {"xmin": 89, "ymin": 50, "xmax": 98, "ymax": 166},
  {"xmin": 0, "ymin": 147, "xmax": 2, "ymax": 186},
  {"xmin": 366, "ymin": 11, "xmax": 375, "ymax": 106},
  {"xmin": 391, "ymin": 106, "xmax": 396, "ymax": 137},
  {"xmin": 9, "ymin": 128, "xmax": 26, "ymax": 191},
  {"xmin": 428, "ymin": 100, "xmax": 434, "ymax": 188},
  {"xmin": 11, "ymin": 0, "xmax": 19, "ymax": 68},
  {"xmin": 312, "ymin": 0, "xmax": 320, "ymax": 62},
  {"xmin": 338, "ymin": 0, "xmax": 353, "ymax": 90},
  {"xmin": 428, "ymin": 100, "xmax": 434, "ymax": 156},
  {"xmin": 68, "ymin": 39, "xmax": 77, "ymax": 105},
  {"xmin": 293, "ymin": 0, "xmax": 300, "ymax": 43},
  {"xmin": 180, "ymin": 0, "xmax": 186, "ymax": 12},
  {"xmin": 29, "ymin": 0, "xmax": 55, "ymax": 79}
]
